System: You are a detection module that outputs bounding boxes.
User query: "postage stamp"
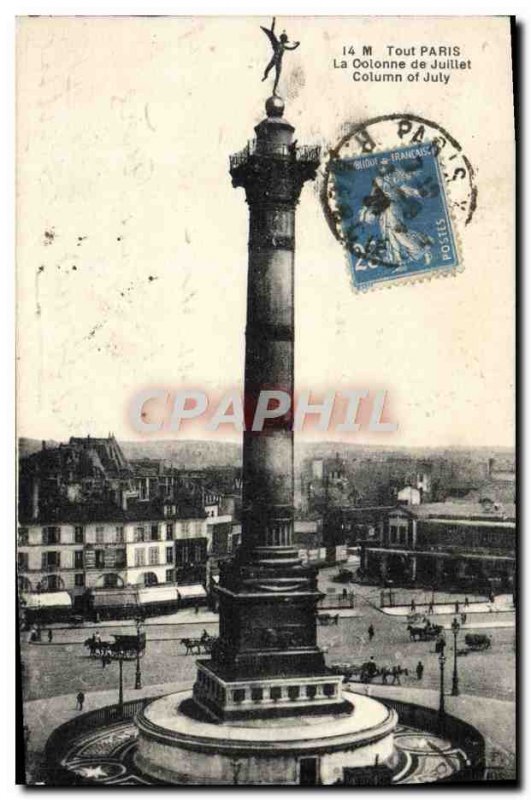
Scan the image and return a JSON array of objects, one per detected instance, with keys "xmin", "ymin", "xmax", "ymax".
[{"xmin": 329, "ymin": 142, "xmax": 459, "ymax": 291}]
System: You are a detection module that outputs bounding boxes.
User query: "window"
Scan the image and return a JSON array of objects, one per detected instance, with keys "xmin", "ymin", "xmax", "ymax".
[
  {"xmin": 288, "ymin": 685, "xmax": 300, "ymax": 701},
  {"xmin": 134, "ymin": 526, "xmax": 145, "ymax": 543},
  {"xmin": 151, "ymin": 524, "xmax": 160, "ymax": 541},
  {"xmin": 143, "ymin": 572, "xmax": 158, "ymax": 587},
  {"xmin": 166, "ymin": 547, "xmax": 174, "ymax": 564},
  {"xmin": 95, "ymin": 526, "xmax": 105, "ymax": 544},
  {"xmin": 251, "ymin": 687, "xmax": 263, "ymax": 702},
  {"xmin": 43, "ymin": 526, "xmax": 60, "ymax": 545},
  {"xmin": 42, "ymin": 551, "xmax": 59, "ymax": 569},
  {"xmin": 233, "ymin": 689, "xmax": 245, "ymax": 703},
  {"xmin": 194, "ymin": 543, "xmax": 204, "ymax": 562},
  {"xmin": 18, "ymin": 552, "xmax": 29, "ymax": 571},
  {"xmin": 175, "ymin": 537, "xmax": 207, "ymax": 566},
  {"xmin": 18, "ymin": 528, "xmax": 28, "ymax": 545},
  {"xmin": 149, "ymin": 546, "xmax": 160, "ymax": 566},
  {"xmin": 115, "ymin": 526, "xmax": 124, "ymax": 543},
  {"xmin": 306, "ymin": 685, "xmax": 317, "ymax": 699},
  {"xmin": 47, "ymin": 574, "xmax": 61, "ymax": 591},
  {"xmin": 135, "ymin": 549, "xmax": 146, "ymax": 567},
  {"xmin": 75, "ymin": 573, "xmax": 85, "ymax": 587},
  {"xmin": 74, "ymin": 526, "xmax": 84, "ymax": 544},
  {"xmin": 270, "ymin": 686, "xmax": 282, "ymax": 701},
  {"xmin": 165, "ymin": 568, "xmax": 174, "ymax": 583},
  {"xmin": 95, "ymin": 550, "xmax": 104, "ymax": 568},
  {"xmin": 166, "ymin": 523, "xmax": 174, "ymax": 541},
  {"xmin": 74, "ymin": 551, "xmax": 84, "ymax": 569}
]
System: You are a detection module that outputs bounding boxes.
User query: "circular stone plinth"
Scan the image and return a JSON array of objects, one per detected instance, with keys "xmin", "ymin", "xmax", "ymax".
[{"xmin": 135, "ymin": 690, "xmax": 398, "ymax": 785}]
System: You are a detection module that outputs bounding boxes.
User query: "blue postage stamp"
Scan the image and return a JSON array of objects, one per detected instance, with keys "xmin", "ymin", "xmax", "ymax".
[{"xmin": 330, "ymin": 143, "xmax": 459, "ymax": 291}]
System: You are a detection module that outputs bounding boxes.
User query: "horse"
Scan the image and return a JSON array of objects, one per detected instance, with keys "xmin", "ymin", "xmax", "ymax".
[
  {"xmin": 381, "ymin": 665, "xmax": 409, "ymax": 685},
  {"xmin": 180, "ymin": 637, "xmax": 201, "ymax": 655},
  {"xmin": 84, "ymin": 636, "xmax": 111, "ymax": 657}
]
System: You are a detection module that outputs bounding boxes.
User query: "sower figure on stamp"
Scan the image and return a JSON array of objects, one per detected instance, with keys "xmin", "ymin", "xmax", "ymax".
[{"xmin": 260, "ymin": 17, "xmax": 299, "ymax": 96}]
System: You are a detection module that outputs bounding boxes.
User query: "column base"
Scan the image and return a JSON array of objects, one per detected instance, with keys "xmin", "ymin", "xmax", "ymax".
[{"xmin": 193, "ymin": 660, "xmax": 345, "ymax": 721}]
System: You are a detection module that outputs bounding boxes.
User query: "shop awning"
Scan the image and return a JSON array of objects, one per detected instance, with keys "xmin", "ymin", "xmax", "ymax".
[
  {"xmin": 22, "ymin": 592, "xmax": 72, "ymax": 609},
  {"xmin": 92, "ymin": 590, "xmax": 139, "ymax": 608},
  {"xmin": 138, "ymin": 587, "xmax": 178, "ymax": 605},
  {"xmin": 177, "ymin": 584, "xmax": 207, "ymax": 600}
]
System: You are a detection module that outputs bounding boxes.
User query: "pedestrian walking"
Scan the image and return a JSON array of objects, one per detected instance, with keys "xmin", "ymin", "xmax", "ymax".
[
  {"xmin": 428, "ymin": 601, "xmax": 434, "ymax": 614},
  {"xmin": 465, "ymin": 596, "xmax": 469, "ymax": 607},
  {"xmin": 455, "ymin": 600, "xmax": 459, "ymax": 614},
  {"xmin": 195, "ymin": 602, "xmax": 200, "ymax": 615},
  {"xmin": 461, "ymin": 612, "xmax": 467, "ymax": 625},
  {"xmin": 367, "ymin": 624, "xmax": 375, "ymax": 641},
  {"xmin": 410, "ymin": 598, "xmax": 416, "ymax": 612},
  {"xmin": 416, "ymin": 661, "xmax": 424, "ymax": 681},
  {"xmin": 48, "ymin": 629, "xmax": 53, "ymax": 643},
  {"xmin": 76, "ymin": 691, "xmax": 85, "ymax": 711}
]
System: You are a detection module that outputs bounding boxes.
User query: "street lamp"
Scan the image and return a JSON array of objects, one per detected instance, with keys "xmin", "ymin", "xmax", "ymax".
[
  {"xmin": 438, "ymin": 649, "xmax": 446, "ymax": 719},
  {"xmin": 118, "ymin": 651, "xmax": 124, "ymax": 714},
  {"xmin": 451, "ymin": 617, "xmax": 460, "ymax": 696},
  {"xmin": 134, "ymin": 613, "xmax": 144, "ymax": 690}
]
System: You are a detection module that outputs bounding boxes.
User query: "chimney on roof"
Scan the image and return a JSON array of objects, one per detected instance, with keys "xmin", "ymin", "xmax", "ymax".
[
  {"xmin": 42, "ymin": 440, "xmax": 46, "ymax": 451},
  {"xmin": 32, "ymin": 477, "xmax": 40, "ymax": 521}
]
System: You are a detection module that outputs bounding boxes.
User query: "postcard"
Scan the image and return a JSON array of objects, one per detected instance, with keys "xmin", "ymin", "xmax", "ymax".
[{"xmin": 16, "ymin": 15, "xmax": 516, "ymax": 786}]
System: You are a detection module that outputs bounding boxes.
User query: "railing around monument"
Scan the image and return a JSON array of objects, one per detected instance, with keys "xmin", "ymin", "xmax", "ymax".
[
  {"xmin": 41, "ymin": 691, "xmax": 488, "ymax": 786},
  {"xmin": 371, "ymin": 695, "xmax": 486, "ymax": 784},
  {"xmin": 229, "ymin": 140, "xmax": 321, "ymax": 170},
  {"xmin": 44, "ymin": 696, "xmax": 160, "ymax": 786}
]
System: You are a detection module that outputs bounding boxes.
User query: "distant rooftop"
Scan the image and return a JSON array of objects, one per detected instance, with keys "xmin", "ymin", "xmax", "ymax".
[{"xmin": 392, "ymin": 501, "xmax": 516, "ymax": 522}]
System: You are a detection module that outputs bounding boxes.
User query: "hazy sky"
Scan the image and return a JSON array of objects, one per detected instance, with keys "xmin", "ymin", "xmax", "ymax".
[{"xmin": 17, "ymin": 16, "xmax": 515, "ymax": 447}]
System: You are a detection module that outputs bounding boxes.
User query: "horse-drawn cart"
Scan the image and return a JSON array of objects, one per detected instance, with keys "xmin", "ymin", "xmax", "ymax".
[
  {"xmin": 180, "ymin": 634, "xmax": 217, "ymax": 655},
  {"xmin": 84, "ymin": 632, "xmax": 146, "ymax": 659},
  {"xmin": 330, "ymin": 660, "xmax": 408, "ymax": 685},
  {"xmin": 407, "ymin": 621, "xmax": 443, "ymax": 641},
  {"xmin": 464, "ymin": 632, "xmax": 491, "ymax": 651},
  {"xmin": 317, "ymin": 613, "xmax": 340, "ymax": 626}
]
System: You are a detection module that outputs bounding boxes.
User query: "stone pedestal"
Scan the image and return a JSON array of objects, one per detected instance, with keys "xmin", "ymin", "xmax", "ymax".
[{"xmin": 135, "ymin": 689, "xmax": 398, "ymax": 785}]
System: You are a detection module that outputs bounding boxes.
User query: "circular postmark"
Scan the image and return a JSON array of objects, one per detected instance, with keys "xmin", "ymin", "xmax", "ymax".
[{"xmin": 321, "ymin": 114, "xmax": 477, "ymax": 290}]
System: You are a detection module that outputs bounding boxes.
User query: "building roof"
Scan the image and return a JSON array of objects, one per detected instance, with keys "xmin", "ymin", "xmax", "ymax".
[
  {"xmin": 390, "ymin": 501, "xmax": 516, "ymax": 523},
  {"xmin": 19, "ymin": 496, "xmax": 206, "ymax": 526},
  {"xmin": 21, "ymin": 435, "xmax": 133, "ymax": 480}
]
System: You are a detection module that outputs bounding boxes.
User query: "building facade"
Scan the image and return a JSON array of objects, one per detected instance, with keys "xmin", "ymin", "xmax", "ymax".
[
  {"xmin": 17, "ymin": 498, "xmax": 208, "ymax": 615},
  {"xmin": 360, "ymin": 501, "xmax": 516, "ymax": 592}
]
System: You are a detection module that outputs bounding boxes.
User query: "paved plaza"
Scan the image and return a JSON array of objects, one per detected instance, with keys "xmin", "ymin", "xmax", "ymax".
[{"xmin": 20, "ymin": 570, "xmax": 516, "ymax": 783}]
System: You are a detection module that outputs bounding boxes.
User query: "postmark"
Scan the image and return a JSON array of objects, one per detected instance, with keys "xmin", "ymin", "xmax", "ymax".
[{"xmin": 322, "ymin": 114, "xmax": 477, "ymax": 292}]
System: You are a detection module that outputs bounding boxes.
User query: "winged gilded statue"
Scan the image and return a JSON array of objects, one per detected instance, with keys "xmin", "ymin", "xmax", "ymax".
[{"xmin": 260, "ymin": 17, "xmax": 300, "ymax": 96}]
